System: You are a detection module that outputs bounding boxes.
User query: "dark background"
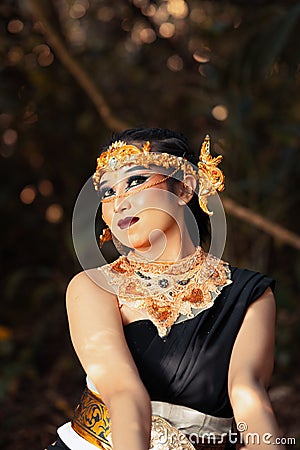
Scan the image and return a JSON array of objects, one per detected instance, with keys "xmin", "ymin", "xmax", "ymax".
[{"xmin": 0, "ymin": 1, "xmax": 299, "ymax": 448}]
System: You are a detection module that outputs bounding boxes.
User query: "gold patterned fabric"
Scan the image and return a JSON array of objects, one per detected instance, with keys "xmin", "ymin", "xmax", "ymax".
[
  {"xmin": 100, "ymin": 247, "xmax": 232, "ymax": 337},
  {"xmin": 72, "ymin": 387, "xmax": 111, "ymax": 449},
  {"xmin": 71, "ymin": 387, "xmax": 228, "ymax": 450}
]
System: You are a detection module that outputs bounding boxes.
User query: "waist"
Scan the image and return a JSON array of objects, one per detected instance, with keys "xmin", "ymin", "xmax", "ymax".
[{"xmin": 71, "ymin": 386, "xmax": 232, "ymax": 450}]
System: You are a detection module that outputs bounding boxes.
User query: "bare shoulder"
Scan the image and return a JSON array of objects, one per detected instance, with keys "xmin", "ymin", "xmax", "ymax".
[
  {"xmin": 67, "ymin": 267, "xmax": 116, "ymax": 294},
  {"xmin": 228, "ymin": 287, "xmax": 276, "ymax": 393},
  {"xmin": 65, "ymin": 269, "xmax": 142, "ymax": 398},
  {"xmin": 66, "ymin": 268, "xmax": 118, "ymax": 309},
  {"xmin": 244, "ymin": 286, "xmax": 276, "ymax": 322}
]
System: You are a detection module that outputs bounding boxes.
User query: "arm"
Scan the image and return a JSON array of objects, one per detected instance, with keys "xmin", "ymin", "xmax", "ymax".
[
  {"xmin": 66, "ymin": 270, "xmax": 151, "ymax": 450},
  {"xmin": 228, "ymin": 287, "xmax": 285, "ymax": 450}
]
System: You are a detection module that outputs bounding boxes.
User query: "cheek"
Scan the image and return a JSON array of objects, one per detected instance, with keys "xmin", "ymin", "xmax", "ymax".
[
  {"xmin": 133, "ymin": 187, "xmax": 175, "ymax": 212},
  {"xmin": 101, "ymin": 203, "xmax": 114, "ymax": 225},
  {"xmin": 139, "ymin": 210, "xmax": 175, "ymax": 232},
  {"xmin": 132, "ymin": 189, "xmax": 178, "ymax": 230}
]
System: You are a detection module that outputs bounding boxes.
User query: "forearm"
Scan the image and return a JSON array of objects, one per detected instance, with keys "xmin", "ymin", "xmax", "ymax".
[
  {"xmin": 230, "ymin": 378, "xmax": 285, "ymax": 450},
  {"xmin": 107, "ymin": 386, "xmax": 152, "ymax": 450}
]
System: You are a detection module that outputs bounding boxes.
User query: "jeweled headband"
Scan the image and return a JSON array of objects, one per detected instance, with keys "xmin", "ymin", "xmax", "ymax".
[{"xmin": 92, "ymin": 135, "xmax": 224, "ymax": 215}]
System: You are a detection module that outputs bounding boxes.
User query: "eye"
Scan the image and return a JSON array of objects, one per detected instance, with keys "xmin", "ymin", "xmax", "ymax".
[
  {"xmin": 99, "ymin": 187, "xmax": 115, "ymax": 201},
  {"xmin": 126, "ymin": 175, "xmax": 150, "ymax": 190}
]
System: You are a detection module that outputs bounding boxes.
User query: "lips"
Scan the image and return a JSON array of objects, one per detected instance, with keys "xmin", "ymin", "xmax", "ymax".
[{"xmin": 117, "ymin": 216, "xmax": 140, "ymax": 230}]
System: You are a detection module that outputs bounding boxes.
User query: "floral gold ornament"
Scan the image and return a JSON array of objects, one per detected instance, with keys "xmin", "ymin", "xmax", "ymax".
[
  {"xmin": 99, "ymin": 227, "xmax": 112, "ymax": 248},
  {"xmin": 198, "ymin": 135, "xmax": 225, "ymax": 215},
  {"xmin": 93, "ymin": 140, "xmax": 197, "ymax": 187},
  {"xmin": 100, "ymin": 247, "xmax": 232, "ymax": 337},
  {"xmin": 93, "ymin": 135, "xmax": 225, "ymax": 216},
  {"xmin": 95, "ymin": 140, "xmax": 151, "ymax": 173}
]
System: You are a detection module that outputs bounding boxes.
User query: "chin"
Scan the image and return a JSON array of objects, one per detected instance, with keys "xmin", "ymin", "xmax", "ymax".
[
  {"xmin": 127, "ymin": 236, "xmax": 151, "ymax": 250},
  {"xmin": 128, "ymin": 228, "xmax": 155, "ymax": 249},
  {"xmin": 113, "ymin": 230, "xmax": 149, "ymax": 250}
]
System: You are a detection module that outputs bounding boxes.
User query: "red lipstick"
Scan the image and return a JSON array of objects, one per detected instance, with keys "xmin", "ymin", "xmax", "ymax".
[{"xmin": 117, "ymin": 216, "xmax": 139, "ymax": 230}]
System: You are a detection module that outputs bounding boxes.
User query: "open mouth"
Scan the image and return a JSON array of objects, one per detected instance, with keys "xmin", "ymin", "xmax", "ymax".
[{"xmin": 117, "ymin": 216, "xmax": 140, "ymax": 230}]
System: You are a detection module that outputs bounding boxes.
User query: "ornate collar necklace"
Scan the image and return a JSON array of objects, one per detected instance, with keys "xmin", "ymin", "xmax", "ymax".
[{"xmin": 101, "ymin": 247, "xmax": 232, "ymax": 337}]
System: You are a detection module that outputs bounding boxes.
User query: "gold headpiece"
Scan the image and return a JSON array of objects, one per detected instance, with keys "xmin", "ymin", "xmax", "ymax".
[
  {"xmin": 197, "ymin": 135, "xmax": 224, "ymax": 215},
  {"xmin": 93, "ymin": 135, "xmax": 224, "ymax": 216}
]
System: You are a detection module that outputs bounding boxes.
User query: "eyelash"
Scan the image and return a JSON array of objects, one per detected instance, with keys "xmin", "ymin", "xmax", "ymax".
[{"xmin": 99, "ymin": 175, "xmax": 150, "ymax": 200}]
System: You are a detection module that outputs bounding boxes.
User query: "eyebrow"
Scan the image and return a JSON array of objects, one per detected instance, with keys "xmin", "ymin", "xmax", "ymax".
[{"xmin": 98, "ymin": 166, "xmax": 151, "ymax": 189}]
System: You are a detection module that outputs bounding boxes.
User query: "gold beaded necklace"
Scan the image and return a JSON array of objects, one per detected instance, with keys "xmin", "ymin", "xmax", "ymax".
[{"xmin": 100, "ymin": 247, "xmax": 232, "ymax": 337}]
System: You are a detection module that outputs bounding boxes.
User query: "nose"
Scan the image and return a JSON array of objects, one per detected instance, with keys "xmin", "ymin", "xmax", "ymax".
[{"xmin": 113, "ymin": 194, "xmax": 131, "ymax": 213}]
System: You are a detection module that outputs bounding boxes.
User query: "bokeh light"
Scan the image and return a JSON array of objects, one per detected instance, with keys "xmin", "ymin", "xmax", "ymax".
[
  {"xmin": 97, "ymin": 6, "xmax": 115, "ymax": 22},
  {"xmin": 159, "ymin": 22, "xmax": 176, "ymax": 39},
  {"xmin": 141, "ymin": 5, "xmax": 156, "ymax": 17},
  {"xmin": 140, "ymin": 28, "xmax": 156, "ymax": 44},
  {"xmin": 153, "ymin": 4, "xmax": 169, "ymax": 24},
  {"xmin": 20, "ymin": 186, "xmax": 36, "ymax": 205},
  {"xmin": 7, "ymin": 19, "xmax": 24, "ymax": 34},
  {"xmin": 34, "ymin": 44, "xmax": 54, "ymax": 67},
  {"xmin": 68, "ymin": 22, "xmax": 86, "ymax": 46},
  {"xmin": 45, "ymin": 204, "xmax": 64, "ymax": 223},
  {"xmin": 193, "ymin": 47, "xmax": 211, "ymax": 63},
  {"xmin": 167, "ymin": 54, "xmax": 183, "ymax": 71},
  {"xmin": 212, "ymin": 105, "xmax": 228, "ymax": 121},
  {"xmin": 2, "ymin": 129, "xmax": 18, "ymax": 146},
  {"xmin": 131, "ymin": 22, "xmax": 146, "ymax": 45},
  {"xmin": 7, "ymin": 47, "xmax": 24, "ymax": 65},
  {"xmin": 167, "ymin": 0, "xmax": 189, "ymax": 19},
  {"xmin": 38, "ymin": 180, "xmax": 54, "ymax": 197},
  {"xmin": 69, "ymin": 1, "xmax": 88, "ymax": 20},
  {"xmin": 198, "ymin": 65, "xmax": 207, "ymax": 77}
]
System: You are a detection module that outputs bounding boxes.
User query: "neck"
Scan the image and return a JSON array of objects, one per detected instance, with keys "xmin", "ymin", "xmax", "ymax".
[{"xmin": 131, "ymin": 223, "xmax": 197, "ymax": 262}]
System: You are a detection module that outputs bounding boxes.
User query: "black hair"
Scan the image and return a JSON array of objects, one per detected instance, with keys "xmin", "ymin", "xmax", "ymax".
[{"xmin": 103, "ymin": 127, "xmax": 211, "ymax": 246}]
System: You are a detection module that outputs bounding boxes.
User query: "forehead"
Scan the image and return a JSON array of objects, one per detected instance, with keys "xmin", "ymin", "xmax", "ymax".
[{"xmin": 99, "ymin": 164, "xmax": 167, "ymax": 185}]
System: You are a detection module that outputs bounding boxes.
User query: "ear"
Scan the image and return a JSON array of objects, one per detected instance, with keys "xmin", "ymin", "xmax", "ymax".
[{"xmin": 177, "ymin": 175, "xmax": 197, "ymax": 206}]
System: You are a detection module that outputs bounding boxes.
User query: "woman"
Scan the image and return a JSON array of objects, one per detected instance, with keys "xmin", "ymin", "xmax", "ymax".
[{"xmin": 47, "ymin": 128, "xmax": 284, "ymax": 450}]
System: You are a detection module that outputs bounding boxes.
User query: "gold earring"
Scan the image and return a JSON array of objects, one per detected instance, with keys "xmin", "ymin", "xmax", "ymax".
[{"xmin": 99, "ymin": 227, "xmax": 112, "ymax": 248}]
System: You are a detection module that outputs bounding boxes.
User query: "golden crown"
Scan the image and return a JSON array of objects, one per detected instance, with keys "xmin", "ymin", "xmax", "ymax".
[{"xmin": 93, "ymin": 135, "xmax": 224, "ymax": 215}]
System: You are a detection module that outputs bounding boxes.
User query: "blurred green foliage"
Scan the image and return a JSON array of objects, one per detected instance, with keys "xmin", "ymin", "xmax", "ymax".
[{"xmin": 0, "ymin": 0, "xmax": 300, "ymax": 447}]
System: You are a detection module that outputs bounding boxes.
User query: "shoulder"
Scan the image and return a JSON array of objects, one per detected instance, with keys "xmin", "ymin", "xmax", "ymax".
[
  {"xmin": 226, "ymin": 265, "xmax": 275, "ymax": 306},
  {"xmin": 66, "ymin": 267, "xmax": 118, "ymax": 308},
  {"xmin": 230, "ymin": 265, "xmax": 275, "ymax": 286}
]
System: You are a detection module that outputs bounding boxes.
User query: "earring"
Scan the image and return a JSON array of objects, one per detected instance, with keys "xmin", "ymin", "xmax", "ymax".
[
  {"xmin": 112, "ymin": 234, "xmax": 127, "ymax": 255},
  {"xmin": 99, "ymin": 227, "xmax": 112, "ymax": 248}
]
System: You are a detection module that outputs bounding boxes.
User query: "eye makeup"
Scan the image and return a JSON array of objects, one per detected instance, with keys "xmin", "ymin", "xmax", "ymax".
[{"xmin": 98, "ymin": 173, "xmax": 152, "ymax": 201}]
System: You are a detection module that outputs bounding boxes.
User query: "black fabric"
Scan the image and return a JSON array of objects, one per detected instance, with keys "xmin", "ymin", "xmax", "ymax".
[{"xmin": 124, "ymin": 267, "xmax": 275, "ymax": 418}]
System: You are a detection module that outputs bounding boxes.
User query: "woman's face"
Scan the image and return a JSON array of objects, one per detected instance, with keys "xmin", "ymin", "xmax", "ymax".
[{"xmin": 99, "ymin": 165, "xmax": 184, "ymax": 251}]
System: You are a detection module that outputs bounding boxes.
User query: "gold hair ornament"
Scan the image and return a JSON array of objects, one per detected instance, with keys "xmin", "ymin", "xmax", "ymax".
[
  {"xmin": 92, "ymin": 140, "xmax": 197, "ymax": 188},
  {"xmin": 198, "ymin": 135, "xmax": 225, "ymax": 215},
  {"xmin": 93, "ymin": 135, "xmax": 224, "ymax": 219}
]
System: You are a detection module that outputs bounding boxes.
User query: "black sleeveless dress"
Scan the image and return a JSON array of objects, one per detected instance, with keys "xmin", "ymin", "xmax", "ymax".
[
  {"xmin": 124, "ymin": 267, "xmax": 275, "ymax": 418},
  {"xmin": 47, "ymin": 267, "xmax": 274, "ymax": 449}
]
